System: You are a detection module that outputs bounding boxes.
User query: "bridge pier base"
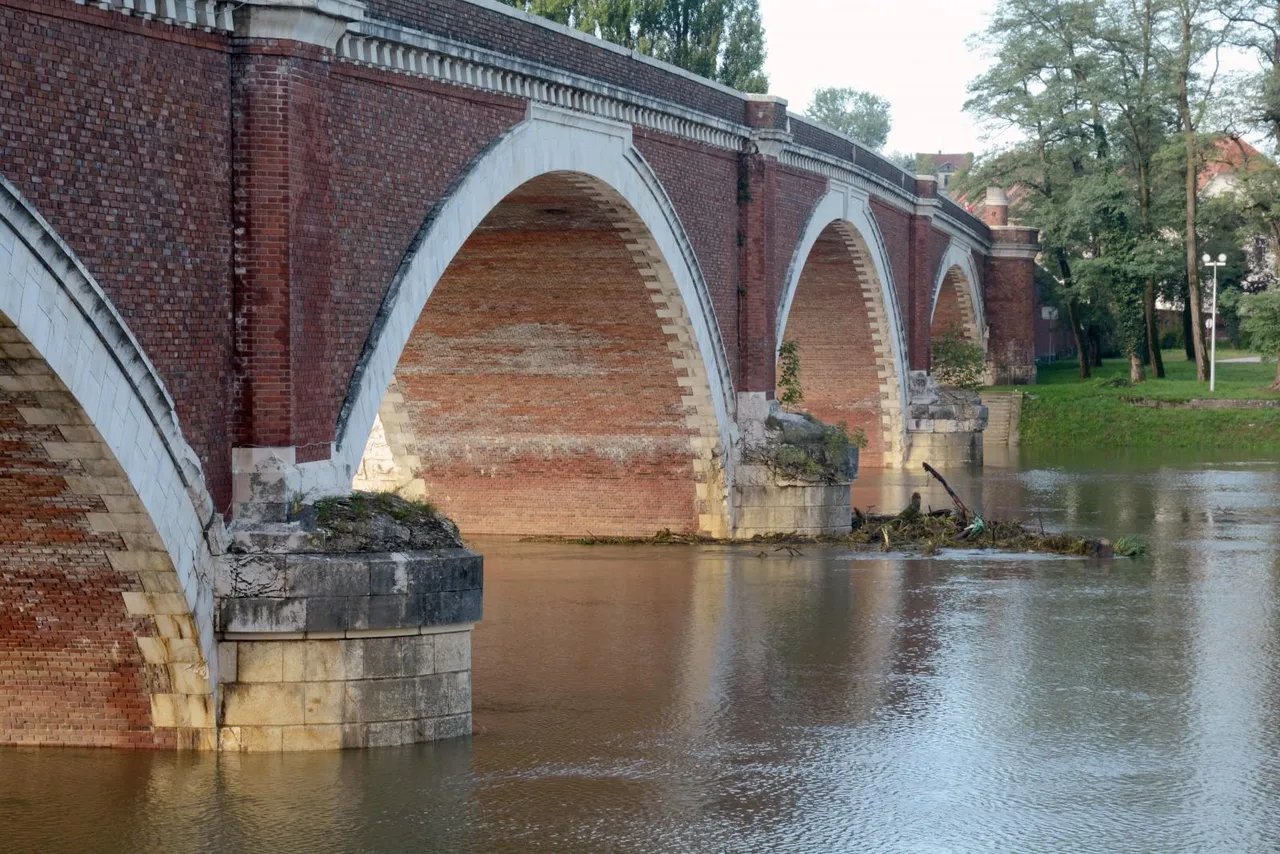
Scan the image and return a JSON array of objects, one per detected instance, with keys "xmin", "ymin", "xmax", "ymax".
[
  {"xmin": 732, "ymin": 393, "xmax": 856, "ymax": 537},
  {"xmin": 216, "ymin": 529, "xmax": 482, "ymax": 750},
  {"xmin": 903, "ymin": 372, "xmax": 989, "ymax": 469}
]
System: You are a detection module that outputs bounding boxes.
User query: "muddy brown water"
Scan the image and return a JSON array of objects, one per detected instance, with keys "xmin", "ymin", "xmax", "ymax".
[{"xmin": 3, "ymin": 455, "xmax": 1280, "ymax": 853}]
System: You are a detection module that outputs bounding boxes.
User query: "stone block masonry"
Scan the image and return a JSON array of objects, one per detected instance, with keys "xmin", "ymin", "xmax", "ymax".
[{"xmin": 216, "ymin": 549, "xmax": 482, "ymax": 750}]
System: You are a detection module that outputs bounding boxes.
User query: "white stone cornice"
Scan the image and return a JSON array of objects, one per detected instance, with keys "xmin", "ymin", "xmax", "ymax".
[{"xmin": 235, "ymin": 0, "xmax": 364, "ymax": 49}]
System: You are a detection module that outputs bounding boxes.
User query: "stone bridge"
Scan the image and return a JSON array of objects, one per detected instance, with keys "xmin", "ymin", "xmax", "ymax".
[{"xmin": 0, "ymin": 0, "xmax": 1037, "ymax": 750}]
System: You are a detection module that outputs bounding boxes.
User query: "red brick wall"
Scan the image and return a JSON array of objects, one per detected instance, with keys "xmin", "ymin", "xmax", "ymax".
[
  {"xmin": 390, "ymin": 175, "xmax": 699, "ymax": 536},
  {"xmin": 634, "ymin": 131, "xmax": 741, "ymax": 383},
  {"xmin": 870, "ymin": 200, "xmax": 911, "ymax": 329},
  {"xmin": 984, "ymin": 254, "xmax": 1038, "ymax": 384},
  {"xmin": 0, "ymin": 2, "xmax": 234, "ymax": 511},
  {"xmin": 327, "ymin": 68, "xmax": 525, "ymax": 446},
  {"xmin": 0, "ymin": 348, "xmax": 169, "ymax": 749},
  {"xmin": 931, "ymin": 273, "xmax": 967, "ymax": 340},
  {"xmin": 779, "ymin": 225, "xmax": 888, "ymax": 466}
]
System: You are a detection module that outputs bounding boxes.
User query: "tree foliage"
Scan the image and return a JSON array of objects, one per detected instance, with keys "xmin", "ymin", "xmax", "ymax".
[
  {"xmin": 803, "ymin": 87, "xmax": 892, "ymax": 150},
  {"xmin": 501, "ymin": 0, "xmax": 769, "ymax": 92},
  {"xmin": 960, "ymin": 0, "xmax": 1280, "ymax": 388},
  {"xmin": 1240, "ymin": 290, "xmax": 1280, "ymax": 386}
]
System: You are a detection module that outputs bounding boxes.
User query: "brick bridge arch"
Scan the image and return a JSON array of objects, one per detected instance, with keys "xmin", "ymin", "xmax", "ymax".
[
  {"xmin": 0, "ymin": 178, "xmax": 221, "ymax": 748},
  {"xmin": 776, "ymin": 187, "xmax": 910, "ymax": 468},
  {"xmin": 931, "ymin": 241, "xmax": 987, "ymax": 350},
  {"xmin": 339, "ymin": 107, "xmax": 736, "ymax": 537}
]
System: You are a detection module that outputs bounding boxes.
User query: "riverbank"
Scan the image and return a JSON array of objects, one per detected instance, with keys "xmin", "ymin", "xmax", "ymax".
[{"xmin": 1001, "ymin": 352, "xmax": 1280, "ymax": 453}]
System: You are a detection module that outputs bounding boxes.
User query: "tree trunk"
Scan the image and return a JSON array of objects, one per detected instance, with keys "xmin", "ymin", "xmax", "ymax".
[
  {"xmin": 1179, "ymin": 16, "xmax": 1209, "ymax": 381},
  {"xmin": 1182, "ymin": 296, "xmax": 1196, "ymax": 360},
  {"xmin": 1066, "ymin": 299, "xmax": 1091, "ymax": 380},
  {"xmin": 1090, "ymin": 327, "xmax": 1104, "ymax": 367},
  {"xmin": 1130, "ymin": 352, "xmax": 1146, "ymax": 383},
  {"xmin": 1274, "ymin": 355, "xmax": 1280, "ymax": 390},
  {"xmin": 1144, "ymin": 278, "xmax": 1165, "ymax": 377}
]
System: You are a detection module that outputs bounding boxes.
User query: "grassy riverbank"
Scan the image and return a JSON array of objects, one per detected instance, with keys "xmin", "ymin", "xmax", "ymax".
[{"xmin": 1000, "ymin": 352, "xmax": 1280, "ymax": 453}]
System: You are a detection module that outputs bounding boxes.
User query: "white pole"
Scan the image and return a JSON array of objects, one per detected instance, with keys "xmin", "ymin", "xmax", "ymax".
[{"xmin": 1210, "ymin": 262, "xmax": 1219, "ymax": 393}]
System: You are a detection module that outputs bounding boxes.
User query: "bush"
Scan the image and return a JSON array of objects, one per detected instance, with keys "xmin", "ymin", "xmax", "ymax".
[
  {"xmin": 777, "ymin": 340, "xmax": 803, "ymax": 408},
  {"xmin": 932, "ymin": 327, "xmax": 986, "ymax": 390}
]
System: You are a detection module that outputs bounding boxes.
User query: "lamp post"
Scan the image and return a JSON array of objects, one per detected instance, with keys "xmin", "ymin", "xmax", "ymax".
[{"xmin": 1202, "ymin": 252, "xmax": 1227, "ymax": 393}]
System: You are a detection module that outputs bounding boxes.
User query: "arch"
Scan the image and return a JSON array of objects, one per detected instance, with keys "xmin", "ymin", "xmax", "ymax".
[
  {"xmin": 776, "ymin": 186, "xmax": 909, "ymax": 467},
  {"xmin": 0, "ymin": 177, "xmax": 220, "ymax": 748},
  {"xmin": 339, "ymin": 105, "xmax": 735, "ymax": 536},
  {"xmin": 930, "ymin": 240, "xmax": 986, "ymax": 349}
]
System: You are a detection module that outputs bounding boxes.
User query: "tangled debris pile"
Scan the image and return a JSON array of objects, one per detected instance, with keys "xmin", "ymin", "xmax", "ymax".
[{"xmin": 528, "ymin": 465, "xmax": 1145, "ymax": 559}]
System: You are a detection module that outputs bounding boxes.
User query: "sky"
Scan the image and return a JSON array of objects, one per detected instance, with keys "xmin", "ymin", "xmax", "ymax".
[{"xmin": 758, "ymin": 0, "xmax": 1003, "ymax": 157}]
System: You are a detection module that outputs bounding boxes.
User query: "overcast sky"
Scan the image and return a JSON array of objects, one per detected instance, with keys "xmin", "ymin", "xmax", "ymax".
[{"xmin": 758, "ymin": 0, "xmax": 1001, "ymax": 157}]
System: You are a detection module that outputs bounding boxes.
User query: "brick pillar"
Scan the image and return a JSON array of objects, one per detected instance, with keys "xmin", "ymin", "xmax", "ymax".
[
  {"xmin": 738, "ymin": 95, "xmax": 791, "ymax": 396},
  {"xmin": 985, "ymin": 222, "xmax": 1040, "ymax": 386},
  {"xmin": 230, "ymin": 0, "xmax": 363, "ymax": 519},
  {"xmin": 907, "ymin": 176, "xmax": 939, "ymax": 371}
]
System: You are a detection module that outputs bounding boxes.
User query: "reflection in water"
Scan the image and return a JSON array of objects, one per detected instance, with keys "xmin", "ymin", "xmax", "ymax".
[{"xmin": 3, "ymin": 460, "xmax": 1280, "ymax": 852}]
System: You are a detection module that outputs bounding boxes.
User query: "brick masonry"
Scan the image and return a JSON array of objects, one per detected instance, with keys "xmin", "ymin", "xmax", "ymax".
[
  {"xmin": 359, "ymin": 174, "xmax": 722, "ymax": 537},
  {"xmin": 0, "ymin": 319, "xmax": 213, "ymax": 749},
  {"xmin": 778, "ymin": 224, "xmax": 900, "ymax": 468},
  {"xmin": 0, "ymin": 0, "xmax": 1040, "ymax": 747}
]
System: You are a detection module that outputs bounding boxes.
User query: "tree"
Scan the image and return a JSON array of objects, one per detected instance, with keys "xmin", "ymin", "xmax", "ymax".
[
  {"xmin": 718, "ymin": 0, "xmax": 769, "ymax": 92},
  {"xmin": 501, "ymin": 0, "xmax": 769, "ymax": 92},
  {"xmin": 804, "ymin": 87, "xmax": 892, "ymax": 150},
  {"xmin": 1164, "ymin": 0, "xmax": 1242, "ymax": 380},
  {"xmin": 1240, "ymin": 289, "xmax": 1280, "ymax": 386},
  {"xmin": 963, "ymin": 0, "xmax": 1108, "ymax": 379}
]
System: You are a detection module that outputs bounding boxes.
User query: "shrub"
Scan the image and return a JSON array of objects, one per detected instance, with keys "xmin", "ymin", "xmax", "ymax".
[
  {"xmin": 932, "ymin": 327, "xmax": 986, "ymax": 390},
  {"xmin": 777, "ymin": 340, "xmax": 804, "ymax": 408}
]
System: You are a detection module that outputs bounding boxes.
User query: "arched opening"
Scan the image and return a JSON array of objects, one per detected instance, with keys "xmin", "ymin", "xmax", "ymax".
[
  {"xmin": 931, "ymin": 265, "xmax": 982, "ymax": 348},
  {"xmin": 355, "ymin": 172, "xmax": 725, "ymax": 537},
  {"xmin": 777, "ymin": 221, "xmax": 901, "ymax": 468},
  {"xmin": 0, "ymin": 178, "xmax": 217, "ymax": 749},
  {"xmin": 0, "ymin": 314, "xmax": 211, "ymax": 747}
]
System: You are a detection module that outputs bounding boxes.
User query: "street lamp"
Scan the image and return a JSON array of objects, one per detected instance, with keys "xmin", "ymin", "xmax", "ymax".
[{"xmin": 1202, "ymin": 252, "xmax": 1228, "ymax": 392}]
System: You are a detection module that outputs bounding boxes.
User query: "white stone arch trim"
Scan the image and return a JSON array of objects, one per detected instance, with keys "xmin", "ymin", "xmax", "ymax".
[
  {"xmin": 0, "ymin": 176, "xmax": 222, "ymax": 745},
  {"xmin": 776, "ymin": 183, "xmax": 910, "ymax": 466},
  {"xmin": 331, "ymin": 103, "xmax": 737, "ymax": 532},
  {"xmin": 930, "ymin": 240, "xmax": 987, "ymax": 351}
]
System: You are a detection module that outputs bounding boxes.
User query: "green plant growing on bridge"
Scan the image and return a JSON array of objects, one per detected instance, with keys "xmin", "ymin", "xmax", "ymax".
[
  {"xmin": 777, "ymin": 339, "xmax": 804, "ymax": 409},
  {"xmin": 932, "ymin": 327, "xmax": 985, "ymax": 391},
  {"xmin": 745, "ymin": 416, "xmax": 866, "ymax": 485}
]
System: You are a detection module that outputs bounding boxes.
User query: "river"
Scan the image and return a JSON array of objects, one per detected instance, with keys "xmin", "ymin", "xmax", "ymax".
[{"xmin": 3, "ymin": 456, "xmax": 1280, "ymax": 852}]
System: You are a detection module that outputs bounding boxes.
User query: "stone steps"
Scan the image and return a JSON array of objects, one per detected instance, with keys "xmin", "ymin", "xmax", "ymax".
[{"xmin": 981, "ymin": 392, "xmax": 1023, "ymax": 449}]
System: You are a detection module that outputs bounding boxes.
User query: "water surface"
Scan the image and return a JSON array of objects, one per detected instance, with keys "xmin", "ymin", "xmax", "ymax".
[{"xmin": 3, "ymin": 458, "xmax": 1280, "ymax": 853}]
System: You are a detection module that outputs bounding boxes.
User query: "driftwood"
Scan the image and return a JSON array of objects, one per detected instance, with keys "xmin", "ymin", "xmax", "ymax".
[{"xmin": 923, "ymin": 463, "xmax": 972, "ymax": 522}]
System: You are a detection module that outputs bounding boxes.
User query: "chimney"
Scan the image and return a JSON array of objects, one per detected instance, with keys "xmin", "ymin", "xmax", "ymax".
[{"xmin": 983, "ymin": 186, "xmax": 1009, "ymax": 227}]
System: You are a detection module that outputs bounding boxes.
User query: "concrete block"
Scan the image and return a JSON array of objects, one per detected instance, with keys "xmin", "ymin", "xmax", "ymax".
[
  {"xmin": 236, "ymin": 643, "xmax": 284, "ymax": 683},
  {"xmin": 282, "ymin": 643, "xmax": 306, "ymax": 682},
  {"xmin": 219, "ymin": 726, "xmax": 284, "ymax": 753},
  {"xmin": 221, "ymin": 683, "xmax": 306, "ymax": 727},
  {"xmin": 304, "ymin": 640, "xmax": 347, "ymax": 682},
  {"xmin": 286, "ymin": 559, "xmax": 370, "ymax": 597},
  {"xmin": 282, "ymin": 725, "xmax": 343, "ymax": 752},
  {"xmin": 220, "ymin": 598, "xmax": 306, "ymax": 634},
  {"xmin": 367, "ymin": 720, "xmax": 419, "ymax": 748},
  {"xmin": 304, "ymin": 682, "xmax": 345, "ymax": 724},
  {"xmin": 363, "ymin": 635, "xmax": 435, "ymax": 679},
  {"xmin": 433, "ymin": 714, "xmax": 472, "ymax": 741},
  {"xmin": 434, "ymin": 631, "xmax": 470, "ymax": 673},
  {"xmin": 302, "ymin": 597, "xmax": 353, "ymax": 633},
  {"xmin": 218, "ymin": 642, "xmax": 239, "ymax": 683},
  {"xmin": 346, "ymin": 677, "xmax": 420, "ymax": 723}
]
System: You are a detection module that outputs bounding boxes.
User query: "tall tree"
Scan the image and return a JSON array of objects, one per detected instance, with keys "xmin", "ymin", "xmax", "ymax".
[
  {"xmin": 718, "ymin": 0, "xmax": 769, "ymax": 92},
  {"xmin": 804, "ymin": 87, "xmax": 892, "ymax": 149},
  {"xmin": 964, "ymin": 0, "xmax": 1105, "ymax": 379},
  {"xmin": 1164, "ymin": 0, "xmax": 1239, "ymax": 380},
  {"xmin": 1097, "ymin": 0, "xmax": 1176, "ymax": 376}
]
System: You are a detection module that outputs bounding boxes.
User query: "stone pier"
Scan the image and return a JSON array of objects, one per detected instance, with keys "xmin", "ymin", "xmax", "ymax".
[{"xmin": 903, "ymin": 372, "xmax": 989, "ymax": 468}]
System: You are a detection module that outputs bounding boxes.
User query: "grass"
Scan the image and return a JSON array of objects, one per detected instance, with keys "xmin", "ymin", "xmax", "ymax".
[{"xmin": 994, "ymin": 351, "xmax": 1280, "ymax": 453}]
